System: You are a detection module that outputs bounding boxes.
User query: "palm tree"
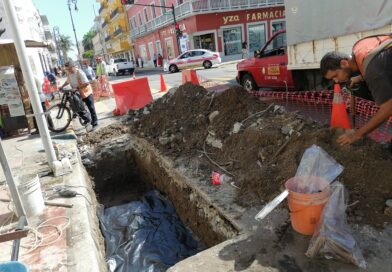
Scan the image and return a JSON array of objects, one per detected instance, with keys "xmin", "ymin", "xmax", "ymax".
[
  {"xmin": 58, "ymin": 35, "xmax": 74, "ymax": 61},
  {"xmin": 82, "ymin": 30, "xmax": 96, "ymax": 51}
]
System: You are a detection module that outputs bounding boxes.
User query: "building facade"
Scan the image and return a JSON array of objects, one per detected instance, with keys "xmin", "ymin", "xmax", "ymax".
[
  {"xmin": 127, "ymin": 0, "xmax": 285, "ymax": 67},
  {"xmin": 97, "ymin": 0, "xmax": 133, "ymax": 61},
  {"xmin": 0, "ymin": 0, "xmax": 56, "ymax": 77},
  {"xmin": 92, "ymin": 16, "xmax": 105, "ymax": 59}
]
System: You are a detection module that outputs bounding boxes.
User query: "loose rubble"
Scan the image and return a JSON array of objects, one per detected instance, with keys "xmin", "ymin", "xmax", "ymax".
[{"xmin": 103, "ymin": 83, "xmax": 392, "ymax": 228}]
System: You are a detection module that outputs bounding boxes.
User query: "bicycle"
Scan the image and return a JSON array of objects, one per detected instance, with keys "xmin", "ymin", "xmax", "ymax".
[{"xmin": 46, "ymin": 87, "xmax": 91, "ymax": 133}]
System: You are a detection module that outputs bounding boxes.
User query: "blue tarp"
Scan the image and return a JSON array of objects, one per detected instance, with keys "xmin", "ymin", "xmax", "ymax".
[{"xmin": 99, "ymin": 190, "xmax": 203, "ymax": 272}]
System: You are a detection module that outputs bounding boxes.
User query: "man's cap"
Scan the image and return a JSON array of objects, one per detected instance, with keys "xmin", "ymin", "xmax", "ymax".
[{"xmin": 64, "ymin": 60, "xmax": 75, "ymax": 67}]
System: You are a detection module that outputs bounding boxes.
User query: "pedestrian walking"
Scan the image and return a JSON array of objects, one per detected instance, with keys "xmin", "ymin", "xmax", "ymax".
[
  {"xmin": 242, "ymin": 41, "xmax": 248, "ymax": 59},
  {"xmin": 82, "ymin": 59, "xmax": 96, "ymax": 81},
  {"xmin": 320, "ymin": 34, "xmax": 392, "ymax": 145},
  {"xmin": 95, "ymin": 56, "xmax": 112, "ymax": 97},
  {"xmin": 157, "ymin": 53, "xmax": 163, "ymax": 67},
  {"xmin": 153, "ymin": 53, "xmax": 157, "ymax": 67},
  {"xmin": 60, "ymin": 60, "xmax": 98, "ymax": 128}
]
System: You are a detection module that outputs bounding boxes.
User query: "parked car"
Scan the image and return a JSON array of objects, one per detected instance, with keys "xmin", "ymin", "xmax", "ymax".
[
  {"xmin": 107, "ymin": 58, "xmax": 135, "ymax": 76},
  {"xmin": 164, "ymin": 49, "xmax": 221, "ymax": 73}
]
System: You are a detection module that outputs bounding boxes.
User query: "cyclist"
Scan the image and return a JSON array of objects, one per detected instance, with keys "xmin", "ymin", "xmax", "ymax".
[{"xmin": 60, "ymin": 60, "xmax": 98, "ymax": 128}]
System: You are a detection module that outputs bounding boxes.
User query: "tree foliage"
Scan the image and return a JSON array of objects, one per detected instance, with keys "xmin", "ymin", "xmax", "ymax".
[
  {"xmin": 82, "ymin": 30, "xmax": 96, "ymax": 51},
  {"xmin": 82, "ymin": 50, "xmax": 94, "ymax": 59},
  {"xmin": 58, "ymin": 35, "xmax": 74, "ymax": 61}
]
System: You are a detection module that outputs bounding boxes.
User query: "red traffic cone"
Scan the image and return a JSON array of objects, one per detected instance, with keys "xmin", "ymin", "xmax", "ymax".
[
  {"xmin": 160, "ymin": 73, "xmax": 167, "ymax": 92},
  {"xmin": 330, "ymin": 83, "xmax": 351, "ymax": 129}
]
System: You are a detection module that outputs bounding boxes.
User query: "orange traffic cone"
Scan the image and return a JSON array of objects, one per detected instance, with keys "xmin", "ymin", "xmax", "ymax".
[
  {"xmin": 160, "ymin": 73, "xmax": 167, "ymax": 92},
  {"xmin": 330, "ymin": 83, "xmax": 351, "ymax": 129}
]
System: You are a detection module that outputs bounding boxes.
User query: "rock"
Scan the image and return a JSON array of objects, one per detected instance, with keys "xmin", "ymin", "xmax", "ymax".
[
  {"xmin": 258, "ymin": 150, "xmax": 266, "ymax": 162},
  {"xmin": 281, "ymin": 125, "xmax": 294, "ymax": 135},
  {"xmin": 168, "ymin": 87, "xmax": 178, "ymax": 95},
  {"xmin": 208, "ymin": 111, "xmax": 219, "ymax": 124},
  {"xmin": 274, "ymin": 105, "xmax": 286, "ymax": 113},
  {"xmin": 232, "ymin": 122, "xmax": 243, "ymax": 134},
  {"xmin": 158, "ymin": 136, "xmax": 172, "ymax": 146},
  {"xmin": 143, "ymin": 108, "xmax": 150, "ymax": 115},
  {"xmin": 384, "ymin": 207, "xmax": 392, "ymax": 217},
  {"xmin": 206, "ymin": 134, "xmax": 223, "ymax": 149},
  {"xmin": 386, "ymin": 199, "xmax": 392, "ymax": 208}
]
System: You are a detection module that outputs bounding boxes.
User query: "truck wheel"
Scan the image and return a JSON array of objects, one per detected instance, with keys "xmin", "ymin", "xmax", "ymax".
[
  {"xmin": 169, "ymin": 65, "xmax": 178, "ymax": 73},
  {"xmin": 241, "ymin": 74, "xmax": 257, "ymax": 92},
  {"xmin": 203, "ymin": 60, "xmax": 212, "ymax": 69}
]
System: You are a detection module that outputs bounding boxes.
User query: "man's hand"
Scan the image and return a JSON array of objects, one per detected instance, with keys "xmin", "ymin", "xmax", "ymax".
[
  {"xmin": 337, "ymin": 129, "xmax": 362, "ymax": 146},
  {"xmin": 349, "ymin": 75, "xmax": 363, "ymax": 88}
]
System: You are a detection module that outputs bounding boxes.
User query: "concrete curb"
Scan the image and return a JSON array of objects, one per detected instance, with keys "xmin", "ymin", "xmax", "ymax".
[{"xmin": 63, "ymin": 140, "xmax": 107, "ymax": 272}]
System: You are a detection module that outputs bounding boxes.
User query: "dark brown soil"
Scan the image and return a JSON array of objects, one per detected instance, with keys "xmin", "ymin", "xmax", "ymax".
[
  {"xmin": 125, "ymin": 83, "xmax": 392, "ymax": 228},
  {"xmin": 78, "ymin": 123, "xmax": 129, "ymax": 146}
]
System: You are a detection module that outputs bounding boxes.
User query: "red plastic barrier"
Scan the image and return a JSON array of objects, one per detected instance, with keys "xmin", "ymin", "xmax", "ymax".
[{"xmin": 112, "ymin": 77, "xmax": 153, "ymax": 115}]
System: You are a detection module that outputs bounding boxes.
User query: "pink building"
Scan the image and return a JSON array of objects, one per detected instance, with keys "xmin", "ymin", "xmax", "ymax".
[{"xmin": 127, "ymin": 0, "xmax": 285, "ymax": 66}]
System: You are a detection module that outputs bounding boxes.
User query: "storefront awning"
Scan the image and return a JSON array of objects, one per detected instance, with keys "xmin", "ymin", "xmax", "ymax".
[{"xmin": 0, "ymin": 39, "xmax": 50, "ymax": 48}]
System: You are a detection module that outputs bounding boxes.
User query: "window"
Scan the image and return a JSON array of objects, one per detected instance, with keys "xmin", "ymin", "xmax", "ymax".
[
  {"xmin": 247, "ymin": 23, "xmax": 266, "ymax": 53},
  {"xmin": 223, "ymin": 27, "xmax": 242, "ymax": 55},
  {"xmin": 177, "ymin": 0, "xmax": 184, "ymax": 4},
  {"xmin": 271, "ymin": 21, "xmax": 286, "ymax": 35},
  {"xmin": 180, "ymin": 52, "xmax": 190, "ymax": 59},
  {"xmin": 132, "ymin": 17, "xmax": 137, "ymax": 29},
  {"xmin": 144, "ymin": 8, "xmax": 148, "ymax": 22},
  {"xmin": 263, "ymin": 32, "xmax": 287, "ymax": 57},
  {"xmin": 192, "ymin": 50, "xmax": 205, "ymax": 56},
  {"xmin": 138, "ymin": 13, "xmax": 143, "ymax": 25},
  {"xmin": 150, "ymin": 3, "xmax": 156, "ymax": 18},
  {"xmin": 160, "ymin": 0, "xmax": 166, "ymax": 14}
]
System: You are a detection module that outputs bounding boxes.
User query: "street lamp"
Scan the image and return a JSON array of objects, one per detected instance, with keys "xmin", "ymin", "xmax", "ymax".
[
  {"xmin": 53, "ymin": 26, "xmax": 63, "ymax": 65},
  {"xmin": 67, "ymin": 0, "xmax": 81, "ymax": 60}
]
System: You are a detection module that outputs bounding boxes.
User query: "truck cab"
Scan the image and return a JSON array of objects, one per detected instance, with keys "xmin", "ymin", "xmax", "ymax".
[{"xmin": 237, "ymin": 30, "xmax": 295, "ymax": 91}]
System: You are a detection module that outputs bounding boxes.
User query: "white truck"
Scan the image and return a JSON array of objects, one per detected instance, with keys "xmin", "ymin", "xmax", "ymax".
[
  {"xmin": 237, "ymin": 0, "xmax": 392, "ymax": 91},
  {"xmin": 285, "ymin": 0, "xmax": 392, "ymax": 89},
  {"xmin": 107, "ymin": 58, "xmax": 135, "ymax": 76}
]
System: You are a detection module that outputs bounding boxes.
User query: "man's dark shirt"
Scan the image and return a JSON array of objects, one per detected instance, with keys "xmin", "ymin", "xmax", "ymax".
[{"xmin": 364, "ymin": 47, "xmax": 392, "ymax": 105}]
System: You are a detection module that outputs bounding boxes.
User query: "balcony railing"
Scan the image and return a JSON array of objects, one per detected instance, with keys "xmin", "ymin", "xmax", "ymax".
[
  {"xmin": 105, "ymin": 35, "xmax": 111, "ymax": 42},
  {"xmin": 113, "ymin": 26, "xmax": 123, "ymax": 37},
  {"xmin": 102, "ymin": 20, "xmax": 108, "ymax": 28},
  {"xmin": 99, "ymin": 5, "xmax": 104, "ymax": 13},
  {"xmin": 110, "ymin": 7, "xmax": 119, "ymax": 19},
  {"xmin": 130, "ymin": 0, "xmax": 283, "ymax": 39}
]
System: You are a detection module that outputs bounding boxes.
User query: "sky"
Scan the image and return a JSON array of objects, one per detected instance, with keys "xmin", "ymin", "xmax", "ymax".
[{"xmin": 33, "ymin": 0, "xmax": 100, "ymax": 59}]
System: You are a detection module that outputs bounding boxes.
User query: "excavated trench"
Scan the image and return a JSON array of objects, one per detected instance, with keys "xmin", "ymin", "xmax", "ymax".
[{"xmin": 81, "ymin": 134, "xmax": 239, "ymax": 270}]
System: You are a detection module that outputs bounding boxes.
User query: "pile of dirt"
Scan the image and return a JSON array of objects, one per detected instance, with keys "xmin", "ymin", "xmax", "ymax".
[
  {"xmin": 126, "ymin": 83, "xmax": 392, "ymax": 228},
  {"xmin": 78, "ymin": 123, "xmax": 129, "ymax": 146}
]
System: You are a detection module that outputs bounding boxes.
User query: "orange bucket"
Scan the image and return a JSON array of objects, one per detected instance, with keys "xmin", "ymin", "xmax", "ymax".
[{"xmin": 285, "ymin": 176, "xmax": 330, "ymax": 235}]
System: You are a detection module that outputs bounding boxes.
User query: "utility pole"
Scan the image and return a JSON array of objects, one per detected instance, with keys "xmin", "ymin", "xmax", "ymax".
[
  {"xmin": 67, "ymin": 0, "xmax": 81, "ymax": 60},
  {"xmin": 2, "ymin": 0, "xmax": 58, "ymax": 167}
]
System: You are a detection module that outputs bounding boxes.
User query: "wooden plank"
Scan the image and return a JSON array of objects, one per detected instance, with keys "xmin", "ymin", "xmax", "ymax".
[{"xmin": 0, "ymin": 229, "xmax": 28, "ymax": 243}]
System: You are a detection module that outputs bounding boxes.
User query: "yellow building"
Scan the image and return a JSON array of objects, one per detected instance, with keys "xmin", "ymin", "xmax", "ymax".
[{"xmin": 97, "ymin": 0, "xmax": 133, "ymax": 61}]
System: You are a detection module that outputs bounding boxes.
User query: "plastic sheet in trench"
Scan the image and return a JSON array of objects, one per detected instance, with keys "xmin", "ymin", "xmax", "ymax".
[{"xmin": 99, "ymin": 190, "xmax": 205, "ymax": 272}]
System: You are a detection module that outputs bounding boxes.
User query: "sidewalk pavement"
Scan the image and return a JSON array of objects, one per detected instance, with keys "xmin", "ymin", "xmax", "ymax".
[{"xmin": 0, "ymin": 133, "xmax": 105, "ymax": 271}]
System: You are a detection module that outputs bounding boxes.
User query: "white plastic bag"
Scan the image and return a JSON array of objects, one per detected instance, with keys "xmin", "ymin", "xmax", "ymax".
[
  {"xmin": 306, "ymin": 182, "xmax": 367, "ymax": 269},
  {"xmin": 294, "ymin": 145, "xmax": 344, "ymax": 193}
]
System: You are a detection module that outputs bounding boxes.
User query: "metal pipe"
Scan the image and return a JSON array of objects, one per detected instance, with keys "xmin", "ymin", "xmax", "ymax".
[
  {"xmin": 68, "ymin": 0, "xmax": 80, "ymax": 60},
  {"xmin": 2, "ymin": 0, "xmax": 58, "ymax": 166},
  {"xmin": 11, "ymin": 216, "xmax": 27, "ymax": 261},
  {"xmin": 0, "ymin": 140, "xmax": 25, "ymax": 217}
]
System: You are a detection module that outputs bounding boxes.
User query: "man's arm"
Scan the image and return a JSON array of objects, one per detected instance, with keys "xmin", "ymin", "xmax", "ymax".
[
  {"xmin": 60, "ymin": 78, "xmax": 70, "ymax": 89},
  {"xmin": 91, "ymin": 67, "xmax": 96, "ymax": 79},
  {"xmin": 338, "ymin": 98, "xmax": 392, "ymax": 145}
]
